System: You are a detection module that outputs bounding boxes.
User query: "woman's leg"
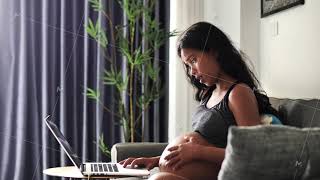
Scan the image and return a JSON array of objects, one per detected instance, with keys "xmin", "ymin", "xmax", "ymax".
[
  {"xmin": 148, "ymin": 172, "xmax": 190, "ymax": 180},
  {"xmin": 159, "ymin": 160, "xmax": 219, "ymax": 180}
]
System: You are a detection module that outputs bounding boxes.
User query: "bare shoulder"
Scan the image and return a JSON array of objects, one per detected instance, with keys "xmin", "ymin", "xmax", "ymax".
[
  {"xmin": 228, "ymin": 83, "xmax": 255, "ymax": 101},
  {"xmin": 228, "ymin": 83, "xmax": 260, "ymax": 126}
]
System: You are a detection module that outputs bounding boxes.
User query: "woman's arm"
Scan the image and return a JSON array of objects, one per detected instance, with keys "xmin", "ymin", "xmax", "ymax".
[
  {"xmin": 165, "ymin": 138, "xmax": 225, "ymax": 169},
  {"xmin": 228, "ymin": 83, "xmax": 261, "ymax": 126},
  {"xmin": 196, "ymin": 145, "xmax": 225, "ymax": 165}
]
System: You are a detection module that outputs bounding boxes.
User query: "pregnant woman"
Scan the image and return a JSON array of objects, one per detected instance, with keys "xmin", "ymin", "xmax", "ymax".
[{"xmin": 120, "ymin": 22, "xmax": 280, "ymax": 180}]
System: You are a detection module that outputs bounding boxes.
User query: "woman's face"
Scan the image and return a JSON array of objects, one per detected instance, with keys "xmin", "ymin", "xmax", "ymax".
[{"xmin": 181, "ymin": 48, "xmax": 220, "ymax": 86}]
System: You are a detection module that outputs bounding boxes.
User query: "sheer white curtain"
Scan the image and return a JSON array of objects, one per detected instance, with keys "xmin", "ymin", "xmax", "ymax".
[{"xmin": 168, "ymin": 0, "xmax": 205, "ymax": 141}]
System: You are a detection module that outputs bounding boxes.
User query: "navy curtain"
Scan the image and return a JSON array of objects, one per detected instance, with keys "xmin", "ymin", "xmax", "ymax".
[{"xmin": 0, "ymin": 0, "xmax": 169, "ymax": 179}]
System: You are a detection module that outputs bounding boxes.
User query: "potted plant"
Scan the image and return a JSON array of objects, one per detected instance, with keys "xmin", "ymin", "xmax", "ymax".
[{"xmin": 85, "ymin": 0, "xmax": 176, "ymax": 156}]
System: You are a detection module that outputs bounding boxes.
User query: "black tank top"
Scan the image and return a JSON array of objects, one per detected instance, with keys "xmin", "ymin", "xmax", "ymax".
[{"xmin": 192, "ymin": 82, "xmax": 240, "ymax": 148}]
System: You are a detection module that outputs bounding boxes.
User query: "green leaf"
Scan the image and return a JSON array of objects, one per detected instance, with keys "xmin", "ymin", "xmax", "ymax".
[
  {"xmin": 85, "ymin": 88, "xmax": 100, "ymax": 100},
  {"xmin": 119, "ymin": 76, "xmax": 129, "ymax": 91},
  {"xmin": 96, "ymin": 134, "xmax": 111, "ymax": 157},
  {"xmin": 137, "ymin": 95, "xmax": 148, "ymax": 108},
  {"xmin": 120, "ymin": 47, "xmax": 134, "ymax": 64},
  {"xmin": 102, "ymin": 70, "xmax": 127, "ymax": 92},
  {"xmin": 144, "ymin": 62, "xmax": 160, "ymax": 81},
  {"xmin": 104, "ymin": 70, "xmax": 111, "ymax": 77},
  {"xmin": 95, "ymin": 19, "xmax": 100, "ymax": 31},
  {"xmin": 85, "ymin": 18, "xmax": 97, "ymax": 38},
  {"xmin": 132, "ymin": 48, "xmax": 152, "ymax": 66},
  {"xmin": 103, "ymin": 81, "xmax": 117, "ymax": 85},
  {"xmin": 98, "ymin": 30, "xmax": 108, "ymax": 48},
  {"xmin": 85, "ymin": 18, "xmax": 108, "ymax": 47},
  {"xmin": 118, "ymin": 0, "xmax": 144, "ymax": 23},
  {"xmin": 89, "ymin": 0, "xmax": 104, "ymax": 12}
]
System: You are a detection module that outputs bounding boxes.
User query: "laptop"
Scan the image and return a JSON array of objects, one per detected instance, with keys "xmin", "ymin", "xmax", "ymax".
[{"xmin": 44, "ymin": 116, "xmax": 150, "ymax": 177}]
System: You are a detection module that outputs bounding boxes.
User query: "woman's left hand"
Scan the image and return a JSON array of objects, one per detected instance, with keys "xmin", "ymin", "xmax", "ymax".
[{"xmin": 164, "ymin": 137, "xmax": 202, "ymax": 170}]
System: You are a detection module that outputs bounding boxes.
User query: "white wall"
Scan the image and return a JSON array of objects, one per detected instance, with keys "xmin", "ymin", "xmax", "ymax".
[
  {"xmin": 260, "ymin": 0, "xmax": 320, "ymax": 99},
  {"xmin": 204, "ymin": 0, "xmax": 241, "ymax": 47},
  {"xmin": 240, "ymin": 0, "xmax": 260, "ymax": 78}
]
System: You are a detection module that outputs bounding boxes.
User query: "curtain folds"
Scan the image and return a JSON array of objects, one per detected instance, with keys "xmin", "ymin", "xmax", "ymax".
[{"xmin": 0, "ymin": 0, "xmax": 169, "ymax": 179}]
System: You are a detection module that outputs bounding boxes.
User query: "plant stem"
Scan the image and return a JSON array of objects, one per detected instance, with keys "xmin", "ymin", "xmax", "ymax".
[
  {"xmin": 129, "ymin": 21, "xmax": 135, "ymax": 142},
  {"xmin": 101, "ymin": 49, "xmax": 114, "ymax": 66},
  {"xmin": 129, "ymin": 63, "xmax": 135, "ymax": 142},
  {"xmin": 102, "ymin": 9, "xmax": 117, "ymax": 73},
  {"xmin": 98, "ymin": 100, "xmax": 122, "ymax": 119}
]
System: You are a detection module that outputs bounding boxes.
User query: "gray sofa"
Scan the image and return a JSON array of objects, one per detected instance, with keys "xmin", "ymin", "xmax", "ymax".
[{"xmin": 111, "ymin": 97, "xmax": 320, "ymax": 179}]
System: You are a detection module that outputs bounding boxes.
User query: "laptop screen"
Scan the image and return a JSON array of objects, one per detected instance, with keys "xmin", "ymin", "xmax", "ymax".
[{"xmin": 45, "ymin": 117, "xmax": 82, "ymax": 168}]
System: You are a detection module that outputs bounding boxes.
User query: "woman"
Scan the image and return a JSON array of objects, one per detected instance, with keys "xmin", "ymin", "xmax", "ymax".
[{"xmin": 120, "ymin": 22, "xmax": 280, "ymax": 180}]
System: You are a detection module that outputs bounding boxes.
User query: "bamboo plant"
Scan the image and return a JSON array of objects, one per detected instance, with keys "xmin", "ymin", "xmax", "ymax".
[{"xmin": 85, "ymin": 0, "xmax": 176, "ymax": 150}]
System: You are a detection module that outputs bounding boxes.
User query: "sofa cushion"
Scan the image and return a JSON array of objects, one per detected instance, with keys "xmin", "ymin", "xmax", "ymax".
[
  {"xmin": 270, "ymin": 98, "xmax": 320, "ymax": 127},
  {"xmin": 111, "ymin": 143, "xmax": 167, "ymax": 162},
  {"xmin": 218, "ymin": 125, "xmax": 320, "ymax": 180}
]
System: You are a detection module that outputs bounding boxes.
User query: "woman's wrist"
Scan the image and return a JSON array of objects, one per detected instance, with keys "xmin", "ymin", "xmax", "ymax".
[
  {"xmin": 152, "ymin": 156, "xmax": 161, "ymax": 164},
  {"xmin": 154, "ymin": 156, "xmax": 160, "ymax": 161}
]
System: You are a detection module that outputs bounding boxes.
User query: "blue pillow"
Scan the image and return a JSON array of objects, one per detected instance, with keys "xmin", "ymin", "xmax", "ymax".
[{"xmin": 261, "ymin": 114, "xmax": 282, "ymax": 125}]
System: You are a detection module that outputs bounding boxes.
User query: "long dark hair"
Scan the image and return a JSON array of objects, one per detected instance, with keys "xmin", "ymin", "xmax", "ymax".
[{"xmin": 177, "ymin": 22, "xmax": 279, "ymax": 117}]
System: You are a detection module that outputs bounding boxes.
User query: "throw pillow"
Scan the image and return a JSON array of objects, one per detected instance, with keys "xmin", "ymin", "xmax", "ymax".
[
  {"xmin": 218, "ymin": 125, "xmax": 320, "ymax": 180},
  {"xmin": 261, "ymin": 114, "xmax": 282, "ymax": 125},
  {"xmin": 301, "ymin": 130, "xmax": 320, "ymax": 179}
]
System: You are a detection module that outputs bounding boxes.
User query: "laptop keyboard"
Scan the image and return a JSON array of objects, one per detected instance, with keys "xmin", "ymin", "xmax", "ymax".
[{"xmin": 91, "ymin": 163, "xmax": 119, "ymax": 173}]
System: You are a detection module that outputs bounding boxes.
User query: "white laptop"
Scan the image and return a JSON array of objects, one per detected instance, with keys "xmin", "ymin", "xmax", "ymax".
[{"xmin": 44, "ymin": 116, "xmax": 150, "ymax": 177}]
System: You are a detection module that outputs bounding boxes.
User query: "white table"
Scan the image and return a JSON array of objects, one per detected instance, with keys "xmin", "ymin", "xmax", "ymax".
[{"xmin": 43, "ymin": 166, "xmax": 132, "ymax": 179}]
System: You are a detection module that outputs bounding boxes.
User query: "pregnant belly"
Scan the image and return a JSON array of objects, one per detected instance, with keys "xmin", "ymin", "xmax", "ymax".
[{"xmin": 159, "ymin": 132, "xmax": 220, "ymax": 180}]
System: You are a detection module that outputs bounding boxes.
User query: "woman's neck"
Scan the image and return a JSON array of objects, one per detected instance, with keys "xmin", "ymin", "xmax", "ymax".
[{"xmin": 215, "ymin": 74, "xmax": 236, "ymax": 92}]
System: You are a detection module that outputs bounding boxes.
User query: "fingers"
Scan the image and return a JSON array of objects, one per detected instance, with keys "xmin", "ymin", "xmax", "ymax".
[
  {"xmin": 166, "ymin": 156, "xmax": 180, "ymax": 167},
  {"xmin": 119, "ymin": 159, "xmax": 129, "ymax": 165},
  {"xmin": 168, "ymin": 145, "xmax": 179, "ymax": 151},
  {"xmin": 164, "ymin": 151, "xmax": 179, "ymax": 160},
  {"xmin": 121, "ymin": 157, "xmax": 135, "ymax": 168},
  {"xmin": 121, "ymin": 157, "xmax": 151, "ymax": 169},
  {"xmin": 130, "ymin": 158, "xmax": 145, "ymax": 168}
]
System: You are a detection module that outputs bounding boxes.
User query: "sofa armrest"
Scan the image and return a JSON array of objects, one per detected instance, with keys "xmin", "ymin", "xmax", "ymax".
[{"xmin": 111, "ymin": 142, "xmax": 168, "ymax": 163}]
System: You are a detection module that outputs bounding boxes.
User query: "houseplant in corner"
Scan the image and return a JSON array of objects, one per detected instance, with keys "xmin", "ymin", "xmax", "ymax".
[{"xmin": 85, "ymin": 0, "xmax": 176, "ymax": 156}]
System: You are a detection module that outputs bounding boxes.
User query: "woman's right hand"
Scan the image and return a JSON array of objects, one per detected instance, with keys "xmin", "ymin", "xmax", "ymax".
[{"xmin": 119, "ymin": 156, "xmax": 160, "ymax": 170}]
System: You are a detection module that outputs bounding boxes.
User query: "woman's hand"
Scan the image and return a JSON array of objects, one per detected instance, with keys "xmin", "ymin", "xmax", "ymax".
[
  {"xmin": 164, "ymin": 137, "xmax": 202, "ymax": 170},
  {"xmin": 119, "ymin": 156, "xmax": 160, "ymax": 170}
]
